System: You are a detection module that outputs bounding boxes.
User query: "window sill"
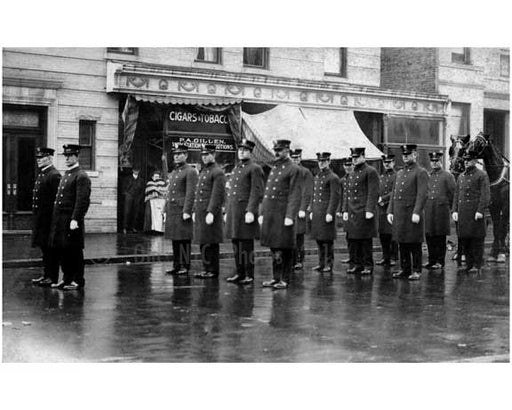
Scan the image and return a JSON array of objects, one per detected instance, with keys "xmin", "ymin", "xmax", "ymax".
[
  {"xmin": 324, "ymin": 72, "xmax": 347, "ymax": 79},
  {"xmin": 243, "ymin": 64, "xmax": 268, "ymax": 70},
  {"xmin": 194, "ymin": 60, "xmax": 221, "ymax": 65}
]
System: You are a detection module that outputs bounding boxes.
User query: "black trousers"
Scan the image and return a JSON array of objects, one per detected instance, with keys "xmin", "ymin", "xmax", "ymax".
[
  {"xmin": 41, "ymin": 245, "xmax": 59, "ymax": 282},
  {"xmin": 55, "ymin": 246, "xmax": 85, "ymax": 286},
  {"xmin": 200, "ymin": 243, "xmax": 220, "ymax": 274},
  {"xmin": 232, "ymin": 239, "xmax": 255, "ymax": 278},
  {"xmin": 347, "ymin": 234, "xmax": 356, "ymax": 267},
  {"xmin": 399, "ymin": 242, "xmax": 422, "ymax": 274},
  {"xmin": 317, "ymin": 240, "xmax": 334, "ymax": 269},
  {"xmin": 379, "ymin": 234, "xmax": 398, "ymax": 262},
  {"xmin": 270, "ymin": 248, "xmax": 293, "ymax": 283},
  {"xmin": 426, "ymin": 235, "xmax": 447, "ymax": 266},
  {"xmin": 293, "ymin": 233, "xmax": 305, "ymax": 265},
  {"xmin": 123, "ymin": 194, "xmax": 141, "ymax": 231},
  {"xmin": 172, "ymin": 240, "xmax": 191, "ymax": 270},
  {"xmin": 459, "ymin": 237, "xmax": 485, "ymax": 269},
  {"xmin": 352, "ymin": 238, "xmax": 373, "ymax": 270}
]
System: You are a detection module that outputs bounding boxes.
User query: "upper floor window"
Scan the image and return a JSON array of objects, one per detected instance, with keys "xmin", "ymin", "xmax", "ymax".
[
  {"xmin": 79, "ymin": 120, "xmax": 96, "ymax": 170},
  {"xmin": 107, "ymin": 47, "xmax": 137, "ymax": 55},
  {"xmin": 195, "ymin": 48, "xmax": 221, "ymax": 63},
  {"xmin": 500, "ymin": 54, "xmax": 510, "ymax": 77},
  {"xmin": 243, "ymin": 48, "xmax": 268, "ymax": 68},
  {"xmin": 450, "ymin": 47, "xmax": 471, "ymax": 64},
  {"xmin": 324, "ymin": 48, "xmax": 347, "ymax": 77}
]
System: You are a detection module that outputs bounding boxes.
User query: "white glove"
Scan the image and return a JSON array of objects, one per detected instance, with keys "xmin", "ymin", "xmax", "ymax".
[
  {"xmin": 452, "ymin": 212, "xmax": 458, "ymax": 222},
  {"xmin": 223, "ymin": 213, "xmax": 227, "ymax": 223},
  {"xmin": 412, "ymin": 213, "xmax": 420, "ymax": 224},
  {"xmin": 192, "ymin": 212, "xmax": 196, "ymax": 222},
  {"xmin": 284, "ymin": 217, "xmax": 294, "ymax": 226},
  {"xmin": 475, "ymin": 212, "xmax": 483, "ymax": 220},
  {"xmin": 70, "ymin": 220, "xmax": 79, "ymax": 230},
  {"xmin": 309, "ymin": 212, "xmax": 313, "ymax": 221},
  {"xmin": 336, "ymin": 212, "xmax": 342, "ymax": 218},
  {"xmin": 342, "ymin": 212, "xmax": 349, "ymax": 222},
  {"xmin": 325, "ymin": 214, "xmax": 333, "ymax": 223},
  {"xmin": 183, "ymin": 213, "xmax": 191, "ymax": 221},
  {"xmin": 365, "ymin": 212, "xmax": 374, "ymax": 219},
  {"xmin": 387, "ymin": 214, "xmax": 394, "ymax": 224},
  {"xmin": 258, "ymin": 215, "xmax": 263, "ymax": 225},
  {"xmin": 205, "ymin": 212, "xmax": 214, "ymax": 225},
  {"xmin": 245, "ymin": 212, "xmax": 254, "ymax": 224},
  {"xmin": 298, "ymin": 210, "xmax": 306, "ymax": 219}
]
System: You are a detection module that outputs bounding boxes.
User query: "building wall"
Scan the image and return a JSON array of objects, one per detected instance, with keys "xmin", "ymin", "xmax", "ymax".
[{"xmin": 3, "ymin": 47, "xmax": 119, "ymax": 232}]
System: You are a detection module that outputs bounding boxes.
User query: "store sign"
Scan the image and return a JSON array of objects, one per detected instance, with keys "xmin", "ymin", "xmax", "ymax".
[
  {"xmin": 168, "ymin": 135, "xmax": 235, "ymax": 152},
  {"xmin": 166, "ymin": 106, "xmax": 231, "ymax": 134}
]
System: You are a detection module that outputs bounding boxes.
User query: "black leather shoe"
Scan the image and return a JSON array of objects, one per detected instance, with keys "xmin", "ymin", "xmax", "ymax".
[
  {"xmin": 166, "ymin": 268, "xmax": 179, "ymax": 275},
  {"xmin": 389, "ymin": 260, "xmax": 397, "ymax": 266},
  {"xmin": 346, "ymin": 267, "xmax": 359, "ymax": 274},
  {"xmin": 51, "ymin": 280, "xmax": 66, "ymax": 289},
  {"xmin": 360, "ymin": 268, "xmax": 373, "ymax": 275},
  {"xmin": 239, "ymin": 277, "xmax": 254, "ymax": 285},
  {"xmin": 341, "ymin": 258, "xmax": 350, "ymax": 264},
  {"xmin": 392, "ymin": 270, "xmax": 409, "ymax": 279},
  {"xmin": 38, "ymin": 278, "xmax": 54, "ymax": 287},
  {"xmin": 294, "ymin": 263, "xmax": 303, "ymax": 270},
  {"xmin": 321, "ymin": 266, "xmax": 332, "ymax": 273},
  {"xmin": 194, "ymin": 271, "xmax": 218, "ymax": 279},
  {"xmin": 375, "ymin": 259, "xmax": 387, "ymax": 266},
  {"xmin": 176, "ymin": 268, "xmax": 189, "ymax": 275},
  {"xmin": 311, "ymin": 265, "xmax": 323, "ymax": 271},
  {"xmin": 408, "ymin": 272, "xmax": 421, "ymax": 281},
  {"xmin": 273, "ymin": 280, "xmax": 288, "ymax": 290},
  {"xmin": 226, "ymin": 274, "xmax": 244, "ymax": 283},
  {"xmin": 423, "ymin": 262, "xmax": 434, "ymax": 269},
  {"xmin": 431, "ymin": 263, "xmax": 443, "ymax": 270},
  {"xmin": 467, "ymin": 267, "xmax": 480, "ymax": 274},
  {"xmin": 32, "ymin": 276, "xmax": 45, "ymax": 284},
  {"xmin": 262, "ymin": 279, "xmax": 279, "ymax": 287}
]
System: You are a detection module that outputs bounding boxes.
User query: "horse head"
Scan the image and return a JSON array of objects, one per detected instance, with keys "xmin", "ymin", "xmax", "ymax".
[{"xmin": 449, "ymin": 134, "xmax": 470, "ymax": 176}]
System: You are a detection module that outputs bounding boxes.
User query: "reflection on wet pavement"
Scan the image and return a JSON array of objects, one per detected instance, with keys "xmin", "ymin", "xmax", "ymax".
[{"xmin": 2, "ymin": 258, "xmax": 509, "ymax": 362}]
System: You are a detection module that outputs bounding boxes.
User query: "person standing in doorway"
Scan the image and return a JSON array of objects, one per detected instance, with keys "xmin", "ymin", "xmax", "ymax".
[
  {"xmin": 31, "ymin": 147, "xmax": 62, "ymax": 287},
  {"xmin": 225, "ymin": 139, "xmax": 264, "ymax": 284},
  {"xmin": 193, "ymin": 144, "xmax": 226, "ymax": 279},
  {"xmin": 424, "ymin": 151, "xmax": 456, "ymax": 270},
  {"xmin": 49, "ymin": 144, "xmax": 91, "ymax": 290},
  {"xmin": 143, "ymin": 170, "xmax": 167, "ymax": 234},
  {"xmin": 388, "ymin": 144, "xmax": 428, "ymax": 281},
  {"xmin": 164, "ymin": 144, "xmax": 198, "ymax": 276},
  {"xmin": 122, "ymin": 167, "xmax": 144, "ymax": 234},
  {"xmin": 310, "ymin": 152, "xmax": 340, "ymax": 273}
]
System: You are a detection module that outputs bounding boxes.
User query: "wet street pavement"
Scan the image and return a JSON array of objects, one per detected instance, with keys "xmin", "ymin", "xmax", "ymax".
[{"xmin": 2, "ymin": 256, "xmax": 509, "ymax": 362}]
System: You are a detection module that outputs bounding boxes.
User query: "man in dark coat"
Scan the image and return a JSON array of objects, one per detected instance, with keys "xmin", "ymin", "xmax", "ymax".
[
  {"xmin": 452, "ymin": 151, "xmax": 490, "ymax": 273},
  {"xmin": 291, "ymin": 148, "xmax": 313, "ymax": 270},
  {"xmin": 225, "ymin": 139, "xmax": 264, "ymax": 284},
  {"xmin": 337, "ymin": 157, "xmax": 354, "ymax": 265},
  {"xmin": 342, "ymin": 147, "xmax": 379, "ymax": 275},
  {"xmin": 49, "ymin": 144, "xmax": 91, "ymax": 290},
  {"xmin": 388, "ymin": 144, "xmax": 428, "ymax": 281},
  {"xmin": 193, "ymin": 144, "xmax": 226, "ymax": 278},
  {"xmin": 164, "ymin": 144, "xmax": 198, "ymax": 275},
  {"xmin": 310, "ymin": 152, "xmax": 340, "ymax": 272},
  {"xmin": 31, "ymin": 147, "xmax": 62, "ymax": 286},
  {"xmin": 122, "ymin": 167, "xmax": 144, "ymax": 234},
  {"xmin": 424, "ymin": 151, "xmax": 456, "ymax": 270},
  {"xmin": 376, "ymin": 154, "xmax": 398, "ymax": 268},
  {"xmin": 259, "ymin": 139, "xmax": 302, "ymax": 290}
]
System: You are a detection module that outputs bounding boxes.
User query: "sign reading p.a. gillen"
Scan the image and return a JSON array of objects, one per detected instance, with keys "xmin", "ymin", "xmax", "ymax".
[{"xmin": 168, "ymin": 136, "xmax": 235, "ymax": 152}]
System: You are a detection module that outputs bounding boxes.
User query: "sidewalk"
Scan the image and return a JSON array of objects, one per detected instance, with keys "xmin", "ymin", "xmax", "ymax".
[{"xmin": 2, "ymin": 227, "xmax": 469, "ymax": 268}]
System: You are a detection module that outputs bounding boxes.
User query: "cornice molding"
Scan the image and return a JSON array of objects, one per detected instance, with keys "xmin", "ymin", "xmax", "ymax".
[{"xmin": 2, "ymin": 77, "xmax": 63, "ymax": 90}]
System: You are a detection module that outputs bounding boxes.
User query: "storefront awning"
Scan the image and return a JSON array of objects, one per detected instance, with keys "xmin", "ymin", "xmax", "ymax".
[
  {"xmin": 132, "ymin": 94, "xmax": 242, "ymax": 106},
  {"xmin": 242, "ymin": 105, "xmax": 384, "ymax": 161}
]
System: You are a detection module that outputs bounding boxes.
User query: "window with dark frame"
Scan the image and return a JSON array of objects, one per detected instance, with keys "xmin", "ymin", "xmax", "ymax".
[
  {"xmin": 107, "ymin": 47, "xmax": 137, "ymax": 55},
  {"xmin": 500, "ymin": 54, "xmax": 510, "ymax": 77},
  {"xmin": 451, "ymin": 47, "xmax": 471, "ymax": 64},
  {"xmin": 324, "ymin": 47, "xmax": 347, "ymax": 77},
  {"xmin": 78, "ymin": 120, "xmax": 95, "ymax": 170},
  {"xmin": 243, "ymin": 48, "xmax": 268, "ymax": 68},
  {"xmin": 195, "ymin": 48, "xmax": 221, "ymax": 63}
]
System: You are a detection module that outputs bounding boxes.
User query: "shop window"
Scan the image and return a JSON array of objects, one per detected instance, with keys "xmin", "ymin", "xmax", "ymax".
[
  {"xmin": 324, "ymin": 48, "xmax": 347, "ymax": 77},
  {"xmin": 78, "ymin": 120, "xmax": 96, "ymax": 170},
  {"xmin": 500, "ymin": 54, "xmax": 510, "ymax": 77},
  {"xmin": 387, "ymin": 117, "xmax": 441, "ymax": 146},
  {"xmin": 195, "ymin": 48, "xmax": 221, "ymax": 63},
  {"xmin": 243, "ymin": 48, "xmax": 268, "ymax": 68},
  {"xmin": 107, "ymin": 47, "xmax": 137, "ymax": 55},
  {"xmin": 450, "ymin": 47, "xmax": 471, "ymax": 64}
]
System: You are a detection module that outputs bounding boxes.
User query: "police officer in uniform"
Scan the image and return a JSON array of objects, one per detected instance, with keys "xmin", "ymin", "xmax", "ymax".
[
  {"xmin": 376, "ymin": 154, "xmax": 398, "ymax": 268},
  {"xmin": 291, "ymin": 148, "xmax": 313, "ymax": 270},
  {"xmin": 259, "ymin": 139, "xmax": 302, "ymax": 290},
  {"xmin": 31, "ymin": 147, "xmax": 62, "ymax": 286},
  {"xmin": 337, "ymin": 157, "xmax": 354, "ymax": 265},
  {"xmin": 424, "ymin": 151, "xmax": 456, "ymax": 270},
  {"xmin": 225, "ymin": 139, "xmax": 265, "ymax": 284},
  {"xmin": 452, "ymin": 151, "xmax": 490, "ymax": 273},
  {"xmin": 388, "ymin": 144, "xmax": 428, "ymax": 281},
  {"xmin": 310, "ymin": 152, "xmax": 340, "ymax": 272},
  {"xmin": 193, "ymin": 144, "xmax": 226, "ymax": 278},
  {"xmin": 342, "ymin": 147, "xmax": 379, "ymax": 275},
  {"xmin": 164, "ymin": 144, "xmax": 198, "ymax": 275},
  {"xmin": 49, "ymin": 144, "xmax": 91, "ymax": 290}
]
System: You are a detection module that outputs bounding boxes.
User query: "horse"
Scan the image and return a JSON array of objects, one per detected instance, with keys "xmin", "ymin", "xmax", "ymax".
[
  {"xmin": 448, "ymin": 134, "xmax": 470, "ymax": 178},
  {"xmin": 466, "ymin": 132, "xmax": 510, "ymax": 262}
]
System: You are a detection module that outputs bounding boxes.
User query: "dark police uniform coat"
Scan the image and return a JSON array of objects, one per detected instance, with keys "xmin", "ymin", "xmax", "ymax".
[
  {"xmin": 193, "ymin": 162, "xmax": 226, "ymax": 245},
  {"xmin": 260, "ymin": 157, "xmax": 302, "ymax": 249},
  {"xmin": 310, "ymin": 168, "xmax": 340, "ymax": 241},
  {"xmin": 49, "ymin": 166, "xmax": 91, "ymax": 249},
  {"xmin": 164, "ymin": 163, "xmax": 198, "ymax": 241},
  {"xmin": 387, "ymin": 162, "xmax": 428, "ymax": 243},
  {"xmin": 425, "ymin": 168, "xmax": 456, "ymax": 236},
  {"xmin": 32, "ymin": 165, "xmax": 61, "ymax": 247},
  {"xmin": 342, "ymin": 162, "xmax": 379, "ymax": 239},
  {"xmin": 377, "ymin": 169, "xmax": 396, "ymax": 236},
  {"xmin": 225, "ymin": 158, "xmax": 264, "ymax": 240},
  {"xmin": 452, "ymin": 165, "xmax": 490, "ymax": 238},
  {"xmin": 296, "ymin": 164, "xmax": 313, "ymax": 235}
]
